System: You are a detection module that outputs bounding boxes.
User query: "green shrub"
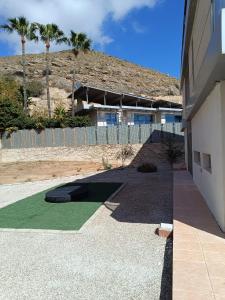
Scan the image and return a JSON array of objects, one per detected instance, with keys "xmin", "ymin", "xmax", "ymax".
[
  {"xmin": 0, "ymin": 76, "xmax": 23, "ymax": 103},
  {"xmin": 54, "ymin": 105, "xmax": 67, "ymax": 121},
  {"xmin": 116, "ymin": 144, "xmax": 134, "ymax": 167},
  {"xmin": 66, "ymin": 116, "xmax": 91, "ymax": 127},
  {"xmin": 0, "ymin": 98, "xmax": 25, "ymax": 130},
  {"xmin": 162, "ymin": 138, "xmax": 184, "ymax": 165},
  {"xmin": 102, "ymin": 157, "xmax": 112, "ymax": 170},
  {"xmin": 26, "ymin": 81, "xmax": 44, "ymax": 97},
  {"xmin": 137, "ymin": 163, "xmax": 157, "ymax": 173}
]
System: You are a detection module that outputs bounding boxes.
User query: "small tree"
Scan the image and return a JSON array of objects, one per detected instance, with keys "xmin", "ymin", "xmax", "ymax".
[
  {"xmin": 36, "ymin": 23, "xmax": 67, "ymax": 117},
  {"xmin": 162, "ymin": 137, "xmax": 184, "ymax": 166},
  {"xmin": 116, "ymin": 144, "xmax": 134, "ymax": 167},
  {"xmin": 67, "ymin": 31, "xmax": 91, "ymax": 116},
  {"xmin": 0, "ymin": 17, "xmax": 38, "ymax": 113}
]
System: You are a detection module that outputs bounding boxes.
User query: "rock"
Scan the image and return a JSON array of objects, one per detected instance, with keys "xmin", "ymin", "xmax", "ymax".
[{"xmin": 0, "ymin": 50, "xmax": 181, "ymax": 110}]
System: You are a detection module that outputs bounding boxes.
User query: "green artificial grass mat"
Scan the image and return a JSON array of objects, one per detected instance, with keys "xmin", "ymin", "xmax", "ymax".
[{"xmin": 0, "ymin": 182, "xmax": 122, "ymax": 230}]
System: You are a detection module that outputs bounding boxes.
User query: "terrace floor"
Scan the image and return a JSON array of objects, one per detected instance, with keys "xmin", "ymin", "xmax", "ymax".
[
  {"xmin": 0, "ymin": 168, "xmax": 173, "ymax": 300},
  {"xmin": 173, "ymin": 171, "xmax": 225, "ymax": 300}
]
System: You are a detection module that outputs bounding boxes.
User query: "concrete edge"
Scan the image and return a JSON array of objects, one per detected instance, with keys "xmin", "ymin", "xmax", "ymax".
[
  {"xmin": 104, "ymin": 182, "xmax": 127, "ymax": 205},
  {"xmin": 79, "ymin": 182, "xmax": 127, "ymax": 233}
]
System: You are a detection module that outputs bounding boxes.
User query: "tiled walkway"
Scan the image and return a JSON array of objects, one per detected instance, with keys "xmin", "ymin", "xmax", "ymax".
[{"xmin": 173, "ymin": 171, "xmax": 225, "ymax": 300}]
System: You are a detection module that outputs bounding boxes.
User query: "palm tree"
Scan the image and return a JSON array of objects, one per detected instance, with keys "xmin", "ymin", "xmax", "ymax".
[
  {"xmin": 0, "ymin": 17, "xmax": 38, "ymax": 113},
  {"xmin": 36, "ymin": 23, "xmax": 67, "ymax": 117},
  {"xmin": 67, "ymin": 31, "xmax": 91, "ymax": 117}
]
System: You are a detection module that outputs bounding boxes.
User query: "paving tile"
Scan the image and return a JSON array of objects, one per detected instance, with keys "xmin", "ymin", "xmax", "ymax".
[
  {"xmin": 173, "ymin": 248, "xmax": 204, "ymax": 262},
  {"xmin": 173, "ymin": 289, "xmax": 214, "ymax": 300},
  {"xmin": 173, "ymin": 240, "xmax": 202, "ymax": 251},
  {"xmin": 204, "ymin": 250, "xmax": 225, "ymax": 264},
  {"xmin": 201, "ymin": 242, "xmax": 225, "ymax": 252},
  {"xmin": 210, "ymin": 276, "xmax": 225, "ymax": 296},
  {"xmin": 215, "ymin": 294, "xmax": 225, "ymax": 300},
  {"xmin": 207, "ymin": 263, "xmax": 225, "ymax": 277},
  {"xmin": 173, "ymin": 171, "xmax": 225, "ymax": 299},
  {"xmin": 173, "ymin": 260, "xmax": 212, "ymax": 292}
]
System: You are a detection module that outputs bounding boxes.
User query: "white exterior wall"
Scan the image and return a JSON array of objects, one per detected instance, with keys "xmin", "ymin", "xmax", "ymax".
[
  {"xmin": 192, "ymin": 82, "xmax": 225, "ymax": 231},
  {"xmin": 222, "ymin": 9, "xmax": 225, "ymax": 54}
]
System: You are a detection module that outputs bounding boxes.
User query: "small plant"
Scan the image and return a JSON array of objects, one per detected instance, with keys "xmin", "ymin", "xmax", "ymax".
[
  {"xmin": 102, "ymin": 157, "xmax": 112, "ymax": 170},
  {"xmin": 66, "ymin": 116, "xmax": 91, "ymax": 127},
  {"xmin": 137, "ymin": 163, "xmax": 157, "ymax": 173},
  {"xmin": 116, "ymin": 144, "xmax": 134, "ymax": 167},
  {"xmin": 162, "ymin": 137, "xmax": 184, "ymax": 166},
  {"xmin": 5, "ymin": 126, "xmax": 18, "ymax": 137},
  {"xmin": 54, "ymin": 105, "xmax": 67, "ymax": 121},
  {"xmin": 26, "ymin": 81, "xmax": 44, "ymax": 97}
]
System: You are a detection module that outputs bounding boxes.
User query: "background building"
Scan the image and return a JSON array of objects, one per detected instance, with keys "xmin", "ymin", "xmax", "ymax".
[{"xmin": 74, "ymin": 84, "xmax": 182, "ymax": 126}]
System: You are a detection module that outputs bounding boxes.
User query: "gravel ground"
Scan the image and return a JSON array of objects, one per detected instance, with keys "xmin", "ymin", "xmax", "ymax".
[{"xmin": 0, "ymin": 168, "xmax": 173, "ymax": 300}]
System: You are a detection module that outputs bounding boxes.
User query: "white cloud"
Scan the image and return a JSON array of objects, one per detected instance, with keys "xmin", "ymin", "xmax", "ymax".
[
  {"xmin": 132, "ymin": 21, "xmax": 147, "ymax": 34},
  {"xmin": 0, "ymin": 0, "xmax": 159, "ymax": 54}
]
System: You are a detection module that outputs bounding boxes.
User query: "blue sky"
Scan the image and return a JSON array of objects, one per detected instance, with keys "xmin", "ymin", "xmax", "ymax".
[
  {"xmin": 102, "ymin": 0, "xmax": 185, "ymax": 78},
  {"xmin": 0, "ymin": 0, "xmax": 184, "ymax": 79}
]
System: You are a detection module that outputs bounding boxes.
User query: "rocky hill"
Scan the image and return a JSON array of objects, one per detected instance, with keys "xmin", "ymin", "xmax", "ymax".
[{"xmin": 0, "ymin": 50, "xmax": 181, "ymax": 112}]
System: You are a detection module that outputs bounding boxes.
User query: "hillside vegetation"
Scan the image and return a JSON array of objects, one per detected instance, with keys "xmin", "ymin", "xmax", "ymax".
[{"xmin": 0, "ymin": 50, "xmax": 180, "ymax": 99}]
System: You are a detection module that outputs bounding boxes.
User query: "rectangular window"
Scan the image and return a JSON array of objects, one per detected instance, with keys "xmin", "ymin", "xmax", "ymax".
[
  {"xmin": 165, "ymin": 115, "xmax": 182, "ymax": 123},
  {"xmin": 134, "ymin": 114, "xmax": 153, "ymax": 125},
  {"xmin": 105, "ymin": 113, "xmax": 117, "ymax": 125},
  {"xmin": 202, "ymin": 153, "xmax": 212, "ymax": 173},
  {"xmin": 211, "ymin": 0, "xmax": 215, "ymax": 32},
  {"xmin": 194, "ymin": 151, "xmax": 201, "ymax": 165}
]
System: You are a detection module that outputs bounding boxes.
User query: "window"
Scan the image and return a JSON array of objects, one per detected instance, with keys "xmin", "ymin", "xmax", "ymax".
[
  {"xmin": 211, "ymin": 0, "xmax": 215, "ymax": 32},
  {"xmin": 165, "ymin": 115, "xmax": 182, "ymax": 123},
  {"xmin": 105, "ymin": 113, "xmax": 117, "ymax": 125},
  {"xmin": 134, "ymin": 114, "xmax": 153, "ymax": 125},
  {"xmin": 202, "ymin": 153, "xmax": 212, "ymax": 173},
  {"xmin": 194, "ymin": 151, "xmax": 201, "ymax": 165}
]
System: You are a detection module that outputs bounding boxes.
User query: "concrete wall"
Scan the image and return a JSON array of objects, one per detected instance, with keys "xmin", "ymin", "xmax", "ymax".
[{"xmin": 192, "ymin": 82, "xmax": 225, "ymax": 231}]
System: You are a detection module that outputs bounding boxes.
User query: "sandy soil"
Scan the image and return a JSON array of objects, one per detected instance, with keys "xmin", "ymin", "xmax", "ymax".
[{"xmin": 0, "ymin": 161, "xmax": 107, "ymax": 184}]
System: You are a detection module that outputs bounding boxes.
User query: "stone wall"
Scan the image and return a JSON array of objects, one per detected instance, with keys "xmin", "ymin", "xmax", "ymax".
[{"xmin": 0, "ymin": 143, "xmax": 169, "ymax": 168}]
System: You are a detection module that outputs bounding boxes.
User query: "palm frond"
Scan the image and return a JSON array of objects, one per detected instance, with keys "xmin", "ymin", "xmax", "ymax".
[
  {"xmin": 0, "ymin": 24, "xmax": 13, "ymax": 33},
  {"xmin": 56, "ymin": 36, "xmax": 68, "ymax": 45},
  {"xmin": 8, "ymin": 18, "xmax": 18, "ymax": 29}
]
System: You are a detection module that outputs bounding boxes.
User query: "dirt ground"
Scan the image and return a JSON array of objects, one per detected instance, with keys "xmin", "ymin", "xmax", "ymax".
[{"xmin": 0, "ymin": 161, "xmax": 108, "ymax": 184}]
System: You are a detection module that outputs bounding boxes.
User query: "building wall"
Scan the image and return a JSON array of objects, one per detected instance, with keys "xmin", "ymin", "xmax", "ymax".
[
  {"xmin": 222, "ymin": 8, "xmax": 225, "ymax": 53},
  {"xmin": 182, "ymin": 0, "xmax": 225, "ymax": 121},
  {"xmin": 192, "ymin": 82, "xmax": 225, "ymax": 231},
  {"xmin": 95, "ymin": 110, "xmax": 181, "ymax": 126}
]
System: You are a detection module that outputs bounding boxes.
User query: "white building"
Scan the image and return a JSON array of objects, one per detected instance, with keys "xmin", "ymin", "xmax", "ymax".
[
  {"xmin": 181, "ymin": 0, "xmax": 225, "ymax": 231},
  {"xmin": 73, "ymin": 84, "xmax": 182, "ymax": 126}
]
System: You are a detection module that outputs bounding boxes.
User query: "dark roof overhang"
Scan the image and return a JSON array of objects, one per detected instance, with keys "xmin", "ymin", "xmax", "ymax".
[{"xmin": 73, "ymin": 83, "xmax": 155, "ymax": 107}]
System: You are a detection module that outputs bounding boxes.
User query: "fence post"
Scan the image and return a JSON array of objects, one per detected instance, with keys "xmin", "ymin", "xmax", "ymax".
[
  {"xmin": 0, "ymin": 132, "xmax": 2, "ymax": 150},
  {"xmin": 95, "ymin": 126, "xmax": 98, "ymax": 145},
  {"xmin": 149, "ymin": 123, "xmax": 152, "ymax": 143},
  {"xmin": 139, "ymin": 124, "xmax": 141, "ymax": 144},
  {"xmin": 128, "ymin": 125, "xmax": 130, "ymax": 144},
  {"xmin": 106, "ymin": 126, "xmax": 109, "ymax": 144},
  {"xmin": 173, "ymin": 122, "xmax": 175, "ymax": 137},
  {"xmin": 160, "ymin": 123, "xmax": 164, "ymax": 141}
]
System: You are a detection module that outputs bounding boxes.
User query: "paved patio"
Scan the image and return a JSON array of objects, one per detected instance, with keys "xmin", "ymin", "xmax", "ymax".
[
  {"xmin": 0, "ymin": 168, "xmax": 173, "ymax": 300},
  {"xmin": 173, "ymin": 171, "xmax": 225, "ymax": 300}
]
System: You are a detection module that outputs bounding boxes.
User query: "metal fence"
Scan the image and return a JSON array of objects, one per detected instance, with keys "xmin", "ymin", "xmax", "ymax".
[{"xmin": 1, "ymin": 123, "xmax": 184, "ymax": 149}]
